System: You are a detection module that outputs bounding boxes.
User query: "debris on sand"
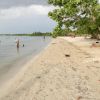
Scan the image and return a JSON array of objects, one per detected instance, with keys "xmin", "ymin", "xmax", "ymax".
[
  {"xmin": 91, "ymin": 41, "xmax": 100, "ymax": 47},
  {"xmin": 65, "ymin": 54, "xmax": 70, "ymax": 57}
]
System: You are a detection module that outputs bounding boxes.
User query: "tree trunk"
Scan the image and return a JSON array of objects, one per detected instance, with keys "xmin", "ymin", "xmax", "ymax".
[{"xmin": 91, "ymin": 33, "xmax": 100, "ymax": 40}]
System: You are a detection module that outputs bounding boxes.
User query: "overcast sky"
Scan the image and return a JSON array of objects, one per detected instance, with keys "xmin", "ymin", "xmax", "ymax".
[
  {"xmin": 0, "ymin": 0, "xmax": 56, "ymax": 34},
  {"xmin": 0, "ymin": 0, "xmax": 100, "ymax": 34}
]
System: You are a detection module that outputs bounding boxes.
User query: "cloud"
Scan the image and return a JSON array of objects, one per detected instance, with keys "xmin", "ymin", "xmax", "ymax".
[
  {"xmin": 0, "ymin": 4, "xmax": 56, "ymax": 33},
  {"xmin": 0, "ymin": 5, "xmax": 54, "ymax": 19},
  {"xmin": 0, "ymin": 0, "xmax": 48, "ymax": 9},
  {"xmin": 0, "ymin": 0, "xmax": 55, "ymax": 33},
  {"xmin": 0, "ymin": 15, "xmax": 56, "ymax": 33},
  {"xmin": 0, "ymin": 0, "xmax": 99, "ymax": 9},
  {"xmin": 0, "ymin": 13, "xmax": 56, "ymax": 33}
]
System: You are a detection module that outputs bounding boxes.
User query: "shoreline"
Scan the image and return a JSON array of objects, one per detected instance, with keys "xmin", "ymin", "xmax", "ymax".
[
  {"xmin": 0, "ymin": 36, "xmax": 52, "ymax": 88},
  {"xmin": 0, "ymin": 39, "xmax": 53, "ymax": 99},
  {"xmin": 1, "ymin": 37, "xmax": 100, "ymax": 100}
]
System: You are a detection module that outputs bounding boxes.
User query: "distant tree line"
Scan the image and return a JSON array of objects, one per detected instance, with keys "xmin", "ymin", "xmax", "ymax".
[{"xmin": 0, "ymin": 32, "xmax": 51, "ymax": 36}]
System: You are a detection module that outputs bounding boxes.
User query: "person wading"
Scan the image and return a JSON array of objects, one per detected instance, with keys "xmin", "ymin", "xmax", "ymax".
[{"xmin": 16, "ymin": 39, "xmax": 20, "ymax": 48}]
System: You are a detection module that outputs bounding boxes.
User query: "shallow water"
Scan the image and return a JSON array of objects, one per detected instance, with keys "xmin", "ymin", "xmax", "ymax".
[{"xmin": 0, "ymin": 36, "xmax": 51, "ymax": 85}]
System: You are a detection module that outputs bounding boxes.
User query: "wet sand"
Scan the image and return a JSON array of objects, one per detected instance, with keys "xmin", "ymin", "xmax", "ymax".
[{"xmin": 0, "ymin": 37, "xmax": 100, "ymax": 100}]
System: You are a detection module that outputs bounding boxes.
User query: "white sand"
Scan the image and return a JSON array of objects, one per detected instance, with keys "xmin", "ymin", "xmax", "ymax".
[{"xmin": 0, "ymin": 37, "xmax": 100, "ymax": 100}]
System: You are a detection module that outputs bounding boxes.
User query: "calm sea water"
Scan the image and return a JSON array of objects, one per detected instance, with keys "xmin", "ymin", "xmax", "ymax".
[{"xmin": 0, "ymin": 36, "xmax": 51, "ymax": 84}]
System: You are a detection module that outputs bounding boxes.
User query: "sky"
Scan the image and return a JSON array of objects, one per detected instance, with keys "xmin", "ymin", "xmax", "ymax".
[
  {"xmin": 0, "ymin": 0, "xmax": 100, "ymax": 34},
  {"xmin": 0, "ymin": 0, "xmax": 56, "ymax": 34}
]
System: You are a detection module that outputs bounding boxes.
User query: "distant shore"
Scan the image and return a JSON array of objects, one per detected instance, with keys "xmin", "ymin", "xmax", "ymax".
[
  {"xmin": 0, "ymin": 32, "xmax": 51, "ymax": 36},
  {"xmin": 1, "ymin": 37, "xmax": 100, "ymax": 100}
]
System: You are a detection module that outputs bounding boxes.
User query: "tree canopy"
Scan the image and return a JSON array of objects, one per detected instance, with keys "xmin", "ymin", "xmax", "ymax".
[{"xmin": 48, "ymin": 0, "xmax": 100, "ymax": 38}]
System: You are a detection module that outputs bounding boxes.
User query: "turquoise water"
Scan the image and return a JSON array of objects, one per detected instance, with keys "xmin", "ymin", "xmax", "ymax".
[{"xmin": 0, "ymin": 36, "xmax": 51, "ymax": 84}]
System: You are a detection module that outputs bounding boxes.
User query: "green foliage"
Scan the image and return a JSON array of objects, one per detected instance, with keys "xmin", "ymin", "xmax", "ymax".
[{"xmin": 48, "ymin": 0, "xmax": 100, "ymax": 38}]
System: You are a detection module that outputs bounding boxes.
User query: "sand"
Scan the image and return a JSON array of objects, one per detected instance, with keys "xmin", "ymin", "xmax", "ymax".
[{"xmin": 0, "ymin": 37, "xmax": 100, "ymax": 100}]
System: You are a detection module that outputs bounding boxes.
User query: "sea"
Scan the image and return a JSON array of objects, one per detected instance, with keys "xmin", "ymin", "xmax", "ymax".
[{"xmin": 0, "ymin": 36, "xmax": 51, "ymax": 85}]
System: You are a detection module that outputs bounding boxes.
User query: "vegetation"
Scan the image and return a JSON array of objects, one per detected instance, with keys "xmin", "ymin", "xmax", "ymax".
[
  {"xmin": 0, "ymin": 32, "xmax": 51, "ymax": 36},
  {"xmin": 48, "ymin": 0, "xmax": 100, "ymax": 39}
]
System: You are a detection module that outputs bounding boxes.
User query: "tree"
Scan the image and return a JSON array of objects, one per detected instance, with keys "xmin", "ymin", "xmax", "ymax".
[{"xmin": 48, "ymin": 0, "xmax": 100, "ymax": 38}]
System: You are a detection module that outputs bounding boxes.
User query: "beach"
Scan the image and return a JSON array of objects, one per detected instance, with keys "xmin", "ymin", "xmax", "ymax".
[{"xmin": 0, "ymin": 37, "xmax": 100, "ymax": 100}]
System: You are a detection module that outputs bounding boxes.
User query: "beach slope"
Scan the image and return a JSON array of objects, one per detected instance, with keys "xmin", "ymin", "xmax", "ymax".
[{"xmin": 1, "ymin": 37, "xmax": 100, "ymax": 100}]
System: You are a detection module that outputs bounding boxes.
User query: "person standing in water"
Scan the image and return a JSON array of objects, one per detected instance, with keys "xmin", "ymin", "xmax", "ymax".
[{"xmin": 15, "ymin": 38, "xmax": 20, "ymax": 48}]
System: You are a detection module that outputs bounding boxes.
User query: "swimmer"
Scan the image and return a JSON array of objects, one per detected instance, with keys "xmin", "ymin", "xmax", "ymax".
[{"xmin": 23, "ymin": 44, "xmax": 24, "ymax": 47}]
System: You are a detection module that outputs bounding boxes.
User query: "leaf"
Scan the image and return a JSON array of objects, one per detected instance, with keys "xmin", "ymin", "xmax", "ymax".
[{"xmin": 75, "ymin": 0, "xmax": 81, "ymax": 4}]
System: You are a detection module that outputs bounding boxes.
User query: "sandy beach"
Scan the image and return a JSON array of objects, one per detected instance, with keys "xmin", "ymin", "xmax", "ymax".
[{"xmin": 0, "ymin": 37, "xmax": 100, "ymax": 100}]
